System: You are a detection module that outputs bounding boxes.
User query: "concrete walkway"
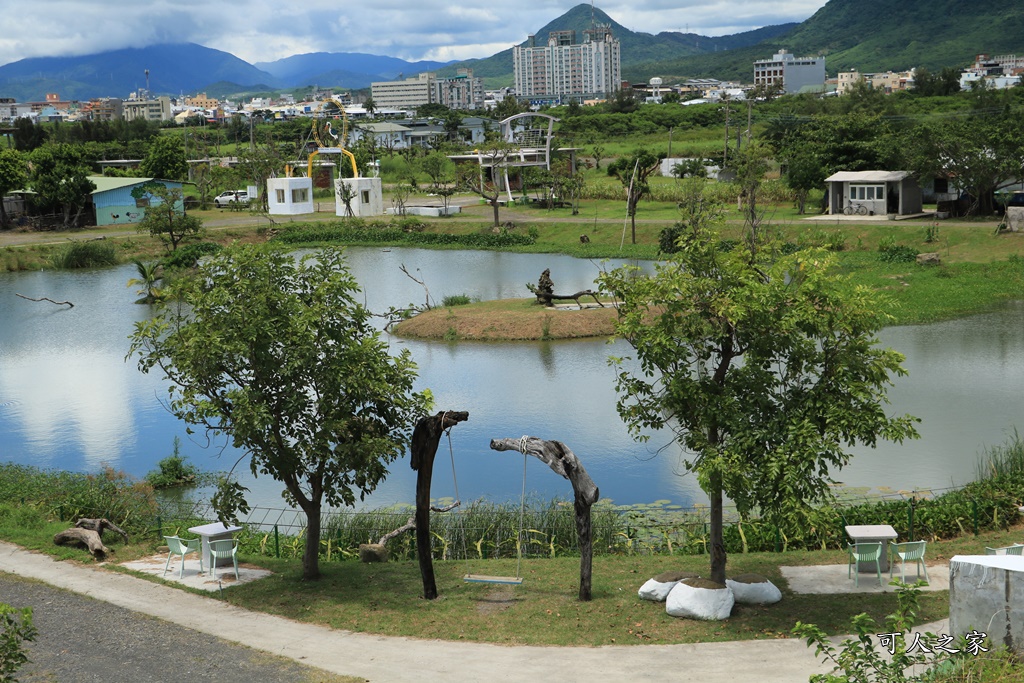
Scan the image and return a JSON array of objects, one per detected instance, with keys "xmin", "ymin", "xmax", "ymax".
[{"xmin": 0, "ymin": 541, "xmax": 949, "ymax": 683}]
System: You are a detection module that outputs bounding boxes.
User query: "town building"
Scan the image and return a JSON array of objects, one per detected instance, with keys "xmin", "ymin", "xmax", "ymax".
[
  {"xmin": 371, "ymin": 70, "xmax": 485, "ymax": 111},
  {"xmin": 185, "ymin": 93, "xmax": 220, "ymax": 109},
  {"xmin": 124, "ymin": 95, "xmax": 172, "ymax": 122},
  {"xmin": 512, "ymin": 25, "xmax": 622, "ymax": 104},
  {"xmin": 753, "ymin": 50, "xmax": 825, "ymax": 94},
  {"xmin": 80, "ymin": 97, "xmax": 123, "ymax": 121},
  {"xmin": 837, "ymin": 69, "xmax": 915, "ymax": 95},
  {"xmin": 960, "ymin": 54, "xmax": 1023, "ymax": 89}
]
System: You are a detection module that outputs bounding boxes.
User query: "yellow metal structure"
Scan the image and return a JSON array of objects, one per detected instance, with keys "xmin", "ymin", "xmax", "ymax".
[{"xmin": 307, "ymin": 98, "xmax": 358, "ymax": 178}]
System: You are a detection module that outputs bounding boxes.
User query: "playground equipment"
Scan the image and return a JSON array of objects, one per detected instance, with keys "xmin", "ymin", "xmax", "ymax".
[{"xmin": 306, "ymin": 98, "xmax": 358, "ymax": 178}]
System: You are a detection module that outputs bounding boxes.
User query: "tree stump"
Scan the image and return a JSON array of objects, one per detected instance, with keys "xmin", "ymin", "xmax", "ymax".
[{"xmin": 75, "ymin": 518, "xmax": 130, "ymax": 544}]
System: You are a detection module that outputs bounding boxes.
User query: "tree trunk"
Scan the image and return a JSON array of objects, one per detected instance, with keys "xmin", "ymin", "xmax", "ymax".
[
  {"xmin": 489, "ymin": 436, "xmax": 599, "ymax": 601},
  {"xmin": 75, "ymin": 518, "xmax": 129, "ymax": 544},
  {"xmin": 491, "ymin": 198, "xmax": 500, "ymax": 227},
  {"xmin": 411, "ymin": 410, "xmax": 470, "ymax": 599},
  {"xmin": 302, "ymin": 501, "xmax": 322, "ymax": 580},
  {"xmin": 709, "ymin": 471, "xmax": 726, "ymax": 585}
]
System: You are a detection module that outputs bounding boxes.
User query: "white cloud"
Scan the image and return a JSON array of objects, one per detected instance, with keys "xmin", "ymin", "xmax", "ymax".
[{"xmin": 0, "ymin": 1, "xmax": 827, "ymax": 67}]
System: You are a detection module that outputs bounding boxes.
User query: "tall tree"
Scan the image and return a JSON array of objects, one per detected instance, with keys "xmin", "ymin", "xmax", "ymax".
[
  {"xmin": 0, "ymin": 148, "xmax": 27, "ymax": 228},
  {"xmin": 29, "ymin": 144, "xmax": 95, "ymax": 229},
  {"xmin": 141, "ymin": 135, "xmax": 187, "ymax": 181},
  {"xmin": 598, "ymin": 187, "xmax": 919, "ymax": 585},
  {"xmin": 129, "ymin": 246, "xmax": 427, "ymax": 580},
  {"xmin": 607, "ymin": 149, "xmax": 661, "ymax": 245},
  {"xmin": 133, "ymin": 183, "xmax": 202, "ymax": 252}
]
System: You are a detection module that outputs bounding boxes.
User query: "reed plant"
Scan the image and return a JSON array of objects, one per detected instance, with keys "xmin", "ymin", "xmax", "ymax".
[{"xmin": 49, "ymin": 240, "xmax": 118, "ymax": 269}]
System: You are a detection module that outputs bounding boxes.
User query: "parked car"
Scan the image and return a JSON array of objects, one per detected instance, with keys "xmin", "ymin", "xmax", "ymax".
[{"xmin": 214, "ymin": 190, "xmax": 249, "ymax": 208}]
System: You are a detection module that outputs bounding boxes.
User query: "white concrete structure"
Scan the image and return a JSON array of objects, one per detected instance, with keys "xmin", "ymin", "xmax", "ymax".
[
  {"xmin": 825, "ymin": 171, "xmax": 923, "ymax": 216},
  {"xmin": 950, "ymin": 555, "xmax": 1024, "ymax": 653},
  {"xmin": 267, "ymin": 177, "xmax": 314, "ymax": 216},
  {"xmin": 337, "ymin": 177, "xmax": 383, "ymax": 217},
  {"xmin": 513, "ymin": 26, "xmax": 621, "ymax": 103}
]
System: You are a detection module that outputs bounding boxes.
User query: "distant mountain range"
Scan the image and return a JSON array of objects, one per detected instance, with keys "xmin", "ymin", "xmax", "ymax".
[{"xmin": 0, "ymin": 0, "xmax": 1019, "ymax": 103}]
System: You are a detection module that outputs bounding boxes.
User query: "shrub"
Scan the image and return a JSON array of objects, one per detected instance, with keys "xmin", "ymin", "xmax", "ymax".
[
  {"xmin": 144, "ymin": 437, "xmax": 200, "ymax": 489},
  {"xmin": 442, "ymin": 294, "xmax": 472, "ymax": 307},
  {"xmin": 0, "ymin": 604, "xmax": 38, "ymax": 681},
  {"xmin": 160, "ymin": 241, "xmax": 222, "ymax": 269},
  {"xmin": 50, "ymin": 240, "xmax": 118, "ymax": 269}
]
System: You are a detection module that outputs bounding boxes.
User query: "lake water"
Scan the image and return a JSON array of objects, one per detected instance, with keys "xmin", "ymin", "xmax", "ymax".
[{"xmin": 1, "ymin": 247, "xmax": 1022, "ymax": 514}]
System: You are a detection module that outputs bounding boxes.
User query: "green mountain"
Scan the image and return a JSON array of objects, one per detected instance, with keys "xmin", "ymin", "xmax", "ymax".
[
  {"xmin": 633, "ymin": 0, "xmax": 1024, "ymax": 82},
  {"xmin": 437, "ymin": 4, "xmax": 796, "ymax": 85}
]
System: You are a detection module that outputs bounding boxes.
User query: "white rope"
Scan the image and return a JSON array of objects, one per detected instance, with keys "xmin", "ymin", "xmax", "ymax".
[{"xmin": 515, "ymin": 436, "xmax": 529, "ymax": 580}]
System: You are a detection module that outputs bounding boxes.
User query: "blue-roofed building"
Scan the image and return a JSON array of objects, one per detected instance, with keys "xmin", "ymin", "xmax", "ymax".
[{"xmin": 88, "ymin": 177, "xmax": 184, "ymax": 226}]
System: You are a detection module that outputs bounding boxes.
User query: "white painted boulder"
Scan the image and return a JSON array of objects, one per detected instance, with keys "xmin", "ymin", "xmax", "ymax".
[
  {"xmin": 726, "ymin": 573, "xmax": 782, "ymax": 605},
  {"xmin": 638, "ymin": 570, "xmax": 699, "ymax": 602},
  {"xmin": 665, "ymin": 578, "xmax": 734, "ymax": 620}
]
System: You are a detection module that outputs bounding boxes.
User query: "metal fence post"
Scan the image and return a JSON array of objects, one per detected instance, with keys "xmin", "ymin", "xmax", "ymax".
[
  {"xmin": 156, "ymin": 515, "xmax": 162, "ymax": 541},
  {"xmin": 972, "ymin": 500, "xmax": 979, "ymax": 536},
  {"xmin": 908, "ymin": 497, "xmax": 915, "ymax": 542},
  {"xmin": 274, "ymin": 524, "xmax": 280, "ymax": 558}
]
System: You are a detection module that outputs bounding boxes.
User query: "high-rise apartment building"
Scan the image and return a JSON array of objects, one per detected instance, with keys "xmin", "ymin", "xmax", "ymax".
[{"xmin": 513, "ymin": 25, "xmax": 621, "ymax": 103}]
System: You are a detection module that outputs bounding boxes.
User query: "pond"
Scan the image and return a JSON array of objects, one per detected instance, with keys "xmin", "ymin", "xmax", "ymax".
[{"xmin": 0, "ymin": 247, "xmax": 1021, "ymax": 514}]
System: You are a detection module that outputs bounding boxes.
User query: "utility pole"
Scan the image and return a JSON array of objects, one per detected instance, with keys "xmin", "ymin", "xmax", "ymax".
[
  {"xmin": 722, "ymin": 95, "xmax": 730, "ymax": 167},
  {"xmin": 667, "ymin": 127, "xmax": 673, "ymax": 158}
]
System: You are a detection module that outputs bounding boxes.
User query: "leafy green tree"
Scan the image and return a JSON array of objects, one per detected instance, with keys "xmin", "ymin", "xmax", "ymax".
[
  {"xmin": 0, "ymin": 148, "xmax": 27, "ymax": 228},
  {"xmin": 903, "ymin": 113, "xmax": 1023, "ymax": 216},
  {"xmin": 364, "ymin": 97, "xmax": 377, "ymax": 118},
  {"xmin": 12, "ymin": 118, "xmax": 46, "ymax": 151},
  {"xmin": 493, "ymin": 95, "xmax": 526, "ymax": 120},
  {"xmin": 417, "ymin": 102, "xmax": 451, "ymax": 118},
  {"xmin": 607, "ymin": 148, "xmax": 662, "ymax": 244},
  {"xmin": 598, "ymin": 188, "xmax": 919, "ymax": 585},
  {"xmin": 141, "ymin": 135, "xmax": 187, "ymax": 180},
  {"xmin": 456, "ymin": 140, "xmax": 515, "ymax": 226},
  {"xmin": 129, "ymin": 246, "xmax": 428, "ymax": 580},
  {"xmin": 418, "ymin": 152, "xmax": 456, "ymax": 215},
  {"xmin": 29, "ymin": 143, "xmax": 96, "ymax": 229},
  {"xmin": 133, "ymin": 183, "xmax": 202, "ymax": 252}
]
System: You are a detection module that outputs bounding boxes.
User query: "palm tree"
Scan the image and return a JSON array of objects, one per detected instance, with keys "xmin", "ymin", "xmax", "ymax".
[{"xmin": 126, "ymin": 260, "xmax": 164, "ymax": 304}]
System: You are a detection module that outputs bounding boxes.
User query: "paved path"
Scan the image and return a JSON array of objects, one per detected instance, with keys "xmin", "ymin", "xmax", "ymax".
[{"xmin": 0, "ymin": 541, "xmax": 953, "ymax": 683}]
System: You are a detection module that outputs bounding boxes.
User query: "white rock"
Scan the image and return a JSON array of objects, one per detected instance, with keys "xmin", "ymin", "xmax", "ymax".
[
  {"xmin": 638, "ymin": 578, "xmax": 678, "ymax": 602},
  {"xmin": 665, "ymin": 579, "xmax": 734, "ymax": 620},
  {"xmin": 726, "ymin": 575, "xmax": 782, "ymax": 605}
]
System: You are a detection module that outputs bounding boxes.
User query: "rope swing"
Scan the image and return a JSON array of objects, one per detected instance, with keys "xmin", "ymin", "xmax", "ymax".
[{"xmin": 462, "ymin": 436, "xmax": 528, "ymax": 586}]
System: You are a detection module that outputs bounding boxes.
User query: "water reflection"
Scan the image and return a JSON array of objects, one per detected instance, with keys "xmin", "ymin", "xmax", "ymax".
[{"xmin": 0, "ymin": 249, "xmax": 1022, "ymax": 512}]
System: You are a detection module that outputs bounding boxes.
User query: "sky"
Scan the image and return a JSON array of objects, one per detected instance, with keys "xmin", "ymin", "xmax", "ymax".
[{"xmin": 0, "ymin": 0, "xmax": 828, "ymax": 68}]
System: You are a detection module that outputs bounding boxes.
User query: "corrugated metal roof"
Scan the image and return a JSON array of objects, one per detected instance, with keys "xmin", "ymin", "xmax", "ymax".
[
  {"xmin": 825, "ymin": 171, "xmax": 910, "ymax": 182},
  {"xmin": 88, "ymin": 176, "xmax": 155, "ymax": 194}
]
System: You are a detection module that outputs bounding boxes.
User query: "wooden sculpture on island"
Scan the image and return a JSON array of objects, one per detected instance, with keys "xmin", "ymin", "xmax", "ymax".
[
  {"xmin": 410, "ymin": 410, "xmax": 470, "ymax": 600},
  {"xmin": 526, "ymin": 269, "xmax": 603, "ymax": 308},
  {"xmin": 490, "ymin": 436, "xmax": 599, "ymax": 601}
]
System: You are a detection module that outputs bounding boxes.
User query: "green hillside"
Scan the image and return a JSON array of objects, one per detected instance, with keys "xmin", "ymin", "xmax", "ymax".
[{"xmin": 641, "ymin": 0, "xmax": 1024, "ymax": 81}]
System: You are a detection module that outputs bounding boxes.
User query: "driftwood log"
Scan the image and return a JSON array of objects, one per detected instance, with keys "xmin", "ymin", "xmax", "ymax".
[
  {"xmin": 76, "ymin": 518, "xmax": 130, "ymax": 543},
  {"xmin": 490, "ymin": 436, "xmax": 599, "ymax": 601},
  {"xmin": 410, "ymin": 410, "xmax": 469, "ymax": 599},
  {"xmin": 16, "ymin": 293, "xmax": 74, "ymax": 308},
  {"xmin": 54, "ymin": 528, "xmax": 111, "ymax": 559},
  {"xmin": 52, "ymin": 518, "xmax": 129, "ymax": 560}
]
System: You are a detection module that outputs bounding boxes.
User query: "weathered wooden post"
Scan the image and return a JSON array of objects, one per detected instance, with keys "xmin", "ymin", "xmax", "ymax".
[
  {"xmin": 490, "ymin": 436, "xmax": 599, "ymax": 601},
  {"xmin": 410, "ymin": 410, "xmax": 469, "ymax": 600}
]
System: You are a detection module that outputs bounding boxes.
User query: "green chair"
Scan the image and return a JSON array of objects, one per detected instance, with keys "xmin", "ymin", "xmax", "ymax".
[
  {"xmin": 985, "ymin": 544, "xmax": 1024, "ymax": 556},
  {"xmin": 848, "ymin": 542, "xmax": 883, "ymax": 587},
  {"xmin": 208, "ymin": 538, "xmax": 239, "ymax": 580},
  {"xmin": 163, "ymin": 535, "xmax": 202, "ymax": 578},
  {"xmin": 889, "ymin": 540, "xmax": 929, "ymax": 583}
]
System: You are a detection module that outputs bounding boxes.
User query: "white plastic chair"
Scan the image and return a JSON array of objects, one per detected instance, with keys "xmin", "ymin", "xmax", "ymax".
[
  {"xmin": 208, "ymin": 538, "xmax": 239, "ymax": 580},
  {"xmin": 163, "ymin": 535, "xmax": 202, "ymax": 578},
  {"xmin": 848, "ymin": 542, "xmax": 883, "ymax": 587},
  {"xmin": 889, "ymin": 540, "xmax": 929, "ymax": 583},
  {"xmin": 985, "ymin": 544, "xmax": 1024, "ymax": 556}
]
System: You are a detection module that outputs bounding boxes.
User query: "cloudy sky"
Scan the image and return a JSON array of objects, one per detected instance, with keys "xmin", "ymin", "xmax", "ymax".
[{"xmin": 0, "ymin": 0, "xmax": 828, "ymax": 67}]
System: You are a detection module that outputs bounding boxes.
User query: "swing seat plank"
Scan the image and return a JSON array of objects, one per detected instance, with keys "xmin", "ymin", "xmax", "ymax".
[{"xmin": 464, "ymin": 574, "xmax": 524, "ymax": 585}]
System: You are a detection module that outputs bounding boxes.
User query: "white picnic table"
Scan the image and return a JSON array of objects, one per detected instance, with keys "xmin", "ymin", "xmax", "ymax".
[
  {"xmin": 845, "ymin": 524, "xmax": 898, "ymax": 572},
  {"xmin": 188, "ymin": 521, "xmax": 242, "ymax": 568}
]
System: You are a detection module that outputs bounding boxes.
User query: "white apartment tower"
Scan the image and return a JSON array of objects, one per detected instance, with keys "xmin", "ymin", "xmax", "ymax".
[{"xmin": 513, "ymin": 25, "xmax": 621, "ymax": 103}]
